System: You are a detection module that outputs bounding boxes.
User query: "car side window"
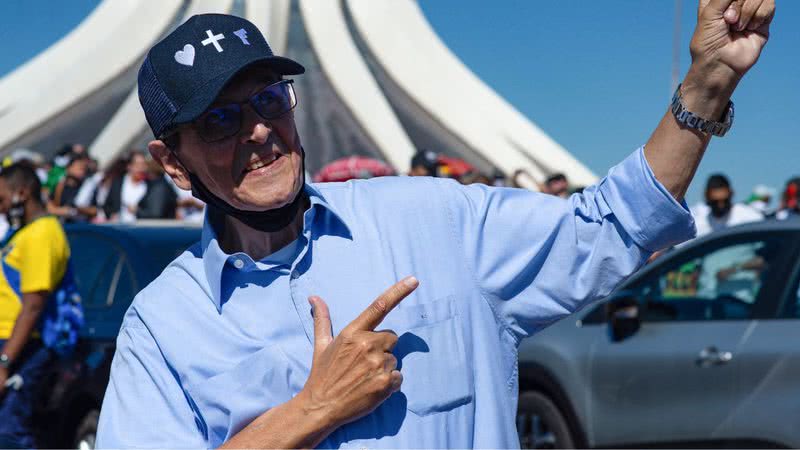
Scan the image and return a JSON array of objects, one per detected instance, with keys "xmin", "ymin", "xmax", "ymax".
[
  {"xmin": 784, "ymin": 265, "xmax": 800, "ymax": 319},
  {"xmin": 641, "ymin": 239, "xmax": 778, "ymax": 322},
  {"xmin": 67, "ymin": 232, "xmax": 122, "ymax": 309}
]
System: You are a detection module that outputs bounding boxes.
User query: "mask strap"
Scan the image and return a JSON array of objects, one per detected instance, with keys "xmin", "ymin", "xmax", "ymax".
[{"xmin": 167, "ymin": 147, "xmax": 308, "ymax": 233}]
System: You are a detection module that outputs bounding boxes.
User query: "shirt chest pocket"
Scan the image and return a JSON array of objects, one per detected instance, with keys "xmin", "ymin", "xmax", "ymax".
[
  {"xmin": 385, "ymin": 294, "xmax": 474, "ymax": 416},
  {"xmin": 186, "ymin": 345, "xmax": 303, "ymax": 448}
]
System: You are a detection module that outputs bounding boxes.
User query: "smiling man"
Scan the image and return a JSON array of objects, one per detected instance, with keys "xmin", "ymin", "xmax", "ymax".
[{"xmin": 97, "ymin": 1, "xmax": 775, "ymax": 448}]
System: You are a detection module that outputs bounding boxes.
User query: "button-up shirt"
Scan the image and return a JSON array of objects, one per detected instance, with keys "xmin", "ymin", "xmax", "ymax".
[{"xmin": 96, "ymin": 148, "xmax": 695, "ymax": 448}]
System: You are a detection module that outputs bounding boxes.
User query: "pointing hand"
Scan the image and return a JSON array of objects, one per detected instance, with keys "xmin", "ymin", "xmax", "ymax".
[{"xmin": 298, "ymin": 276, "xmax": 419, "ymax": 429}]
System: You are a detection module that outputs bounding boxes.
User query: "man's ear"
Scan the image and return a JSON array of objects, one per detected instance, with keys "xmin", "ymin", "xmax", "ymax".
[{"xmin": 148, "ymin": 140, "xmax": 191, "ymax": 191}]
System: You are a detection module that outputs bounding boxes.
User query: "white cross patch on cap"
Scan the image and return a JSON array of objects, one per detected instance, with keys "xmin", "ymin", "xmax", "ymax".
[{"xmin": 202, "ymin": 29, "xmax": 225, "ymax": 52}]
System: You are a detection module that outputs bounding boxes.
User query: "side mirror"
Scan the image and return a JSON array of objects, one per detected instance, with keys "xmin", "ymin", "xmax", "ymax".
[{"xmin": 605, "ymin": 292, "xmax": 641, "ymax": 342}]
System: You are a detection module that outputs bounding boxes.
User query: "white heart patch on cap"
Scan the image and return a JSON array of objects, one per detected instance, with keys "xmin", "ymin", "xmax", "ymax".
[{"xmin": 174, "ymin": 44, "xmax": 195, "ymax": 67}]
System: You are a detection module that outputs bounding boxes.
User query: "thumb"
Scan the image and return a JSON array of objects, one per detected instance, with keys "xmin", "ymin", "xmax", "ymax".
[
  {"xmin": 701, "ymin": 0, "xmax": 739, "ymax": 21},
  {"xmin": 309, "ymin": 296, "xmax": 333, "ymax": 365}
]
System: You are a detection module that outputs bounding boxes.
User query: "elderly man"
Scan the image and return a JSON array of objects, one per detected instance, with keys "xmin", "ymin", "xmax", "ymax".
[{"xmin": 96, "ymin": 1, "xmax": 774, "ymax": 448}]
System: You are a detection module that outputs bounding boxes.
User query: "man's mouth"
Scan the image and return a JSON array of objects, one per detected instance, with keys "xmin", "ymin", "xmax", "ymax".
[{"xmin": 243, "ymin": 153, "xmax": 281, "ymax": 173}]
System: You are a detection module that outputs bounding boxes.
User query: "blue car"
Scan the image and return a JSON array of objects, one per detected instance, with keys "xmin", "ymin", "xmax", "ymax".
[{"xmin": 31, "ymin": 222, "xmax": 200, "ymax": 449}]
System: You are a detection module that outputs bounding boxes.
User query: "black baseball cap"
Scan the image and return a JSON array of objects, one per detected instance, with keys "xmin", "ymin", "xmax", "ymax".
[{"xmin": 137, "ymin": 13, "xmax": 305, "ymax": 139}]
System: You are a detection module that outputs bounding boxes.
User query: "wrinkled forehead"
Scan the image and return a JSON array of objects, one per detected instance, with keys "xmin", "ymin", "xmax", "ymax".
[{"xmin": 213, "ymin": 65, "xmax": 283, "ymax": 103}]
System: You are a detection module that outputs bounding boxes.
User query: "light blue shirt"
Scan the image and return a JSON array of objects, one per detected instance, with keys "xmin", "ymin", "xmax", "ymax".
[{"xmin": 96, "ymin": 147, "xmax": 695, "ymax": 448}]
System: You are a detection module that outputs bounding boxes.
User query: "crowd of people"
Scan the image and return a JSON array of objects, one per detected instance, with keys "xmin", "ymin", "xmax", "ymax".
[
  {"xmin": 4, "ymin": 143, "xmax": 797, "ymax": 241},
  {"xmin": 1, "ymin": 144, "xmax": 587, "ymax": 236},
  {"xmin": 690, "ymin": 172, "xmax": 800, "ymax": 239},
  {"xmin": 405, "ymin": 148, "xmax": 580, "ymax": 196},
  {"xmin": 0, "ymin": 144, "xmax": 206, "ymax": 235}
]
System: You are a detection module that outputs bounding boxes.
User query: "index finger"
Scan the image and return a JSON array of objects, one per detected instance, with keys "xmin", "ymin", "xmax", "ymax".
[{"xmin": 346, "ymin": 276, "xmax": 419, "ymax": 331}]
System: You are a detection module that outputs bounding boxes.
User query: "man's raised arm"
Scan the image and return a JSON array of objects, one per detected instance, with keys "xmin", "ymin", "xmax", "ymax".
[{"xmin": 645, "ymin": 0, "xmax": 774, "ymax": 200}]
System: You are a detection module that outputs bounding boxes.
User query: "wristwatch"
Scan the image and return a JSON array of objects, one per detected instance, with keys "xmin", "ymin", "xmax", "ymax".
[
  {"xmin": 0, "ymin": 353, "xmax": 10, "ymax": 369},
  {"xmin": 671, "ymin": 84, "xmax": 735, "ymax": 137}
]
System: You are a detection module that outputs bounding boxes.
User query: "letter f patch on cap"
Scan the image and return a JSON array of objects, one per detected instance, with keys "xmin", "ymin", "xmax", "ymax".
[{"xmin": 234, "ymin": 28, "xmax": 250, "ymax": 45}]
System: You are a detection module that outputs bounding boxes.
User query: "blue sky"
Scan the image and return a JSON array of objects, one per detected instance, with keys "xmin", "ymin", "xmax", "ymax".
[{"xmin": 0, "ymin": 1, "xmax": 796, "ymax": 205}]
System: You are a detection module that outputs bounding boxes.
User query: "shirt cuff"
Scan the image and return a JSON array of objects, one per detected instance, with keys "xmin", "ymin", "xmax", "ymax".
[{"xmin": 597, "ymin": 146, "xmax": 696, "ymax": 252}]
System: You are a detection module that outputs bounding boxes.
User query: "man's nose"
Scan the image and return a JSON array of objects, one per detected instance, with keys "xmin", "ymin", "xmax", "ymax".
[{"xmin": 240, "ymin": 107, "xmax": 271, "ymax": 145}]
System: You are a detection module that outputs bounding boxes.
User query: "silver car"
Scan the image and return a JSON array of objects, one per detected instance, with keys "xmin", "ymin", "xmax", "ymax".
[{"xmin": 517, "ymin": 220, "xmax": 800, "ymax": 448}]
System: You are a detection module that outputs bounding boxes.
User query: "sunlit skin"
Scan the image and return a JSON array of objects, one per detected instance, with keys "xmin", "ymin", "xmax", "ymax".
[
  {"xmin": 148, "ymin": 66, "xmax": 306, "ymax": 258},
  {"xmin": 154, "ymin": 67, "xmax": 303, "ymax": 211}
]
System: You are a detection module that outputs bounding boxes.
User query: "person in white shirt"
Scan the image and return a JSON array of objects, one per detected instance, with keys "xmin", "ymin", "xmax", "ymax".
[
  {"xmin": 102, "ymin": 150, "xmax": 149, "ymax": 223},
  {"xmin": 690, "ymin": 173, "xmax": 763, "ymax": 238},
  {"xmin": 746, "ymin": 184, "xmax": 775, "ymax": 215}
]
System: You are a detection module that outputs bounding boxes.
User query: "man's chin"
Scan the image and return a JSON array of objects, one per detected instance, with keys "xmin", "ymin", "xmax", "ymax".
[{"xmin": 233, "ymin": 191, "xmax": 299, "ymax": 212}]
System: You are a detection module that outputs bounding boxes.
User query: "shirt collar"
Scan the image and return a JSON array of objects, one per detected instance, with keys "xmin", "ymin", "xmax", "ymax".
[{"xmin": 201, "ymin": 184, "xmax": 351, "ymax": 311}]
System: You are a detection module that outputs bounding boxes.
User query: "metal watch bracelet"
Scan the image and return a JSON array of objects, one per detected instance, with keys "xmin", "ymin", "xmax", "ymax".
[{"xmin": 670, "ymin": 83, "xmax": 734, "ymax": 137}]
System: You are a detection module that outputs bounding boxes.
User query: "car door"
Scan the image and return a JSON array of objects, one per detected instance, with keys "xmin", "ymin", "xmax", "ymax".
[
  {"xmin": 718, "ymin": 238, "xmax": 800, "ymax": 448},
  {"xmin": 587, "ymin": 231, "xmax": 797, "ymax": 447}
]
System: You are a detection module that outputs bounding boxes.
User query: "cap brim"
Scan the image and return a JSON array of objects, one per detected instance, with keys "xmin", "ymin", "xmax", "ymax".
[{"xmin": 172, "ymin": 55, "xmax": 305, "ymax": 125}]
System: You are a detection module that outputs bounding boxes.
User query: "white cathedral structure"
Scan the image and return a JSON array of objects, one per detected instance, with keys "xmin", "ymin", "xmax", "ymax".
[{"xmin": 0, "ymin": 0, "xmax": 596, "ymax": 188}]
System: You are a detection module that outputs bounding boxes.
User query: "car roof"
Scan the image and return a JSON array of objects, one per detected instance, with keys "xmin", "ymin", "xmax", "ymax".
[
  {"xmin": 65, "ymin": 220, "xmax": 200, "ymax": 237},
  {"xmin": 696, "ymin": 218, "xmax": 800, "ymax": 235},
  {"xmin": 64, "ymin": 222, "xmax": 202, "ymax": 263}
]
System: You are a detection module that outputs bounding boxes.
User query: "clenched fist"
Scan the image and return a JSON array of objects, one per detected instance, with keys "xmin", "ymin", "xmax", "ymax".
[
  {"xmin": 685, "ymin": 0, "xmax": 775, "ymax": 103},
  {"xmin": 675, "ymin": 0, "xmax": 775, "ymax": 124},
  {"xmin": 297, "ymin": 276, "xmax": 419, "ymax": 429}
]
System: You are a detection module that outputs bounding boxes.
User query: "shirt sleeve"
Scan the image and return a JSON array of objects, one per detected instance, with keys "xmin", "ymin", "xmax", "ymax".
[
  {"xmin": 17, "ymin": 221, "xmax": 67, "ymax": 294},
  {"xmin": 448, "ymin": 147, "xmax": 696, "ymax": 342},
  {"xmin": 96, "ymin": 322, "xmax": 207, "ymax": 449}
]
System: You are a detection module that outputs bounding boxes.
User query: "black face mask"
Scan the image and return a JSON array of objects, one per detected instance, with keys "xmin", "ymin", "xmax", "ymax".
[
  {"xmin": 6, "ymin": 193, "xmax": 25, "ymax": 230},
  {"xmin": 708, "ymin": 198, "xmax": 732, "ymax": 218},
  {"xmin": 188, "ymin": 171, "xmax": 307, "ymax": 232},
  {"xmin": 178, "ymin": 149, "xmax": 308, "ymax": 233}
]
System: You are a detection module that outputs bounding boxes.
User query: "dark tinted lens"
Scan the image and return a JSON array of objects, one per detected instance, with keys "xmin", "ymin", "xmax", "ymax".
[
  {"xmin": 199, "ymin": 104, "xmax": 241, "ymax": 142},
  {"xmin": 251, "ymin": 81, "xmax": 296, "ymax": 119}
]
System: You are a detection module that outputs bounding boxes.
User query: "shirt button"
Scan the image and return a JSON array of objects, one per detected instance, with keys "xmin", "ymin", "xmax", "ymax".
[
  {"xmin": 291, "ymin": 270, "xmax": 300, "ymax": 279},
  {"xmin": 233, "ymin": 259, "xmax": 244, "ymax": 269}
]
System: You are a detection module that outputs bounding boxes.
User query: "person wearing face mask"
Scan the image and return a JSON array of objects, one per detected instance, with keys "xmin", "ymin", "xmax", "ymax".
[
  {"xmin": 690, "ymin": 173, "xmax": 763, "ymax": 238},
  {"xmin": 0, "ymin": 164, "xmax": 72, "ymax": 448}
]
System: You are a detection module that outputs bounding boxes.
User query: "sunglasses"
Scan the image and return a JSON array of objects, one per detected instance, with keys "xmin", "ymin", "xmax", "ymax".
[{"xmin": 166, "ymin": 79, "xmax": 297, "ymax": 144}]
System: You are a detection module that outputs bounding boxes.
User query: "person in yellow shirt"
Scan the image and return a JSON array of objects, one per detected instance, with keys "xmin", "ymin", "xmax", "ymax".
[{"xmin": 0, "ymin": 163, "xmax": 71, "ymax": 448}]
